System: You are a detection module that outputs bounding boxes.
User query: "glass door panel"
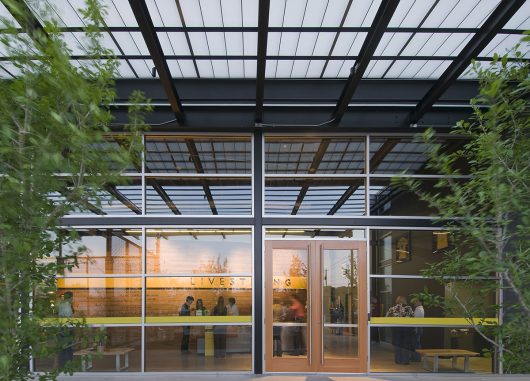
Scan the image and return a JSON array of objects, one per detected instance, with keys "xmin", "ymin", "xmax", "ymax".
[
  {"xmin": 322, "ymin": 248, "xmax": 359, "ymax": 360},
  {"xmin": 272, "ymin": 248, "xmax": 308, "ymax": 359}
]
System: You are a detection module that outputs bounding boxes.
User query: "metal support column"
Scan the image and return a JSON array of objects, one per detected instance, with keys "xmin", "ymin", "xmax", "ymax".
[{"xmin": 253, "ymin": 131, "xmax": 263, "ymax": 373}]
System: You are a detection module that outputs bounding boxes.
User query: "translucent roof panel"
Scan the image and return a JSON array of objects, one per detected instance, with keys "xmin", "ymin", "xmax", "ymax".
[
  {"xmin": 343, "ymin": 0, "xmax": 382, "ymax": 27},
  {"xmin": 146, "ymin": 0, "xmax": 182, "ymax": 27},
  {"xmin": 71, "ymin": 59, "xmax": 137, "ymax": 79},
  {"xmin": 29, "ymin": 0, "xmax": 138, "ymax": 27},
  {"xmin": 479, "ymin": 34, "xmax": 528, "ymax": 58},
  {"xmin": 421, "ymin": 0, "xmax": 500, "ymax": 28},
  {"xmin": 0, "ymin": 0, "xmax": 528, "ymax": 81},
  {"xmin": 167, "ymin": 60, "xmax": 198, "ymax": 78},
  {"xmin": 332, "ymin": 32, "xmax": 368, "ymax": 56},
  {"xmin": 388, "ymin": 0, "xmax": 438, "ymax": 28},
  {"xmin": 364, "ymin": 60, "xmax": 393, "ymax": 78},
  {"xmin": 158, "ymin": 32, "xmax": 190, "ymax": 56},
  {"xmin": 399, "ymin": 33, "xmax": 474, "ymax": 57},
  {"xmin": 0, "ymin": 62, "xmax": 20, "ymax": 78},
  {"xmin": 268, "ymin": 0, "xmax": 351, "ymax": 28},
  {"xmin": 112, "ymin": 32, "xmax": 149, "ymax": 55},
  {"xmin": 504, "ymin": 1, "xmax": 530, "ymax": 29},
  {"xmin": 384, "ymin": 59, "xmax": 452, "ymax": 79},
  {"xmin": 0, "ymin": 33, "xmax": 37, "ymax": 57},
  {"xmin": 374, "ymin": 32, "xmax": 413, "ymax": 56},
  {"xmin": 0, "ymin": 2, "xmax": 21, "ymax": 27},
  {"xmin": 267, "ymin": 32, "xmax": 335, "ymax": 57},
  {"xmin": 180, "ymin": 0, "xmax": 258, "ymax": 27},
  {"xmin": 58, "ymin": 32, "xmax": 119, "ymax": 56}
]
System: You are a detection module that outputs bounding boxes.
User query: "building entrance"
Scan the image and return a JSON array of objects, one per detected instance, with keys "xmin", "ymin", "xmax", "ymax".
[{"xmin": 265, "ymin": 240, "xmax": 367, "ymax": 372}]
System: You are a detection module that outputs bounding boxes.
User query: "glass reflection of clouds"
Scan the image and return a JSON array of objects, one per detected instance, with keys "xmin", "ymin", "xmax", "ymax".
[{"xmin": 146, "ymin": 229, "xmax": 251, "ymax": 275}]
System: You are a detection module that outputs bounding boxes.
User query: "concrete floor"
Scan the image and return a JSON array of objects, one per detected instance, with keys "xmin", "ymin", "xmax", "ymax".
[{"xmin": 58, "ymin": 374, "xmax": 530, "ymax": 381}]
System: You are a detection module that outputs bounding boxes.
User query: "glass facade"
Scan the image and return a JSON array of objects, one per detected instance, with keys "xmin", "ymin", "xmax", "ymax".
[{"xmin": 47, "ymin": 133, "xmax": 498, "ymax": 374}]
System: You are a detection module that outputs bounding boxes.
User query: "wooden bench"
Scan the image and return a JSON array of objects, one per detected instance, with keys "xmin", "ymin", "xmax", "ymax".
[
  {"xmin": 74, "ymin": 347, "xmax": 134, "ymax": 372},
  {"xmin": 416, "ymin": 349, "xmax": 480, "ymax": 372}
]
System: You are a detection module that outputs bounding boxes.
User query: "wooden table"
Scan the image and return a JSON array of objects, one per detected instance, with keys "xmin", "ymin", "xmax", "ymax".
[
  {"xmin": 74, "ymin": 347, "xmax": 134, "ymax": 372},
  {"xmin": 416, "ymin": 349, "xmax": 480, "ymax": 372}
]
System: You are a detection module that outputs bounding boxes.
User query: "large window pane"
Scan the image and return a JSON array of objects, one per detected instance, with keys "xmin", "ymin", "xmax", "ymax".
[
  {"xmin": 61, "ymin": 229, "xmax": 142, "ymax": 275},
  {"xmin": 369, "ymin": 178, "xmax": 457, "ymax": 217},
  {"xmin": 371, "ymin": 278, "xmax": 497, "ymax": 320},
  {"xmin": 49, "ymin": 178, "xmax": 142, "ymax": 215},
  {"xmin": 145, "ymin": 326, "xmax": 252, "ymax": 371},
  {"xmin": 265, "ymin": 137, "xmax": 365, "ymax": 174},
  {"xmin": 371, "ymin": 230, "xmax": 450, "ymax": 275},
  {"xmin": 146, "ymin": 177, "xmax": 251, "ymax": 215},
  {"xmin": 145, "ymin": 229, "xmax": 252, "ymax": 274},
  {"xmin": 56, "ymin": 278, "xmax": 141, "ymax": 322},
  {"xmin": 369, "ymin": 137, "xmax": 469, "ymax": 175},
  {"xmin": 145, "ymin": 136, "xmax": 251, "ymax": 174},
  {"xmin": 265, "ymin": 178, "xmax": 365, "ymax": 215},
  {"xmin": 370, "ymin": 327, "xmax": 494, "ymax": 373}
]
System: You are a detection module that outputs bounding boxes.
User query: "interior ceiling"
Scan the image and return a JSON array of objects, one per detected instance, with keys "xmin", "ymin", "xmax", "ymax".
[{"xmin": 0, "ymin": 0, "xmax": 528, "ymax": 129}]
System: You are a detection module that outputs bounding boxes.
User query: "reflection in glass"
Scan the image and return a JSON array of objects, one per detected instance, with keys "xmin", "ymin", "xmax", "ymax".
[
  {"xmin": 369, "ymin": 137, "xmax": 468, "ymax": 175},
  {"xmin": 145, "ymin": 326, "xmax": 252, "ymax": 371},
  {"xmin": 371, "ymin": 278, "xmax": 497, "ymax": 319},
  {"xmin": 34, "ymin": 327, "xmax": 141, "ymax": 372},
  {"xmin": 56, "ymin": 278, "xmax": 141, "ymax": 319},
  {"xmin": 272, "ymin": 249, "xmax": 308, "ymax": 358},
  {"xmin": 61, "ymin": 229, "xmax": 142, "ymax": 275},
  {"xmin": 145, "ymin": 229, "xmax": 252, "ymax": 274},
  {"xmin": 371, "ymin": 230, "xmax": 449, "ymax": 275},
  {"xmin": 145, "ymin": 177, "xmax": 252, "ymax": 215},
  {"xmin": 369, "ymin": 179, "xmax": 441, "ymax": 216},
  {"xmin": 265, "ymin": 137, "xmax": 365, "ymax": 174},
  {"xmin": 49, "ymin": 179, "xmax": 142, "ymax": 215},
  {"xmin": 323, "ymin": 249, "xmax": 359, "ymax": 359},
  {"xmin": 370, "ymin": 327, "xmax": 493, "ymax": 373},
  {"xmin": 144, "ymin": 136, "xmax": 251, "ymax": 174},
  {"xmin": 145, "ymin": 276, "xmax": 252, "ymax": 319},
  {"xmin": 265, "ymin": 177, "xmax": 365, "ymax": 215}
]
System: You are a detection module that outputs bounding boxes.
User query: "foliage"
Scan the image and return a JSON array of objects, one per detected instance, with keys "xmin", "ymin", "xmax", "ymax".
[
  {"xmin": 400, "ymin": 39, "xmax": 530, "ymax": 373},
  {"xmin": 0, "ymin": 1, "xmax": 150, "ymax": 380}
]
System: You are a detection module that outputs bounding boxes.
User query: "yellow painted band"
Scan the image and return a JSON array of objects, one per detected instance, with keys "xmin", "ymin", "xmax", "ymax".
[
  {"xmin": 43, "ymin": 316, "xmax": 252, "ymax": 324},
  {"xmin": 145, "ymin": 316, "xmax": 252, "ymax": 324},
  {"xmin": 371, "ymin": 317, "xmax": 498, "ymax": 326},
  {"xmin": 43, "ymin": 317, "xmax": 142, "ymax": 324}
]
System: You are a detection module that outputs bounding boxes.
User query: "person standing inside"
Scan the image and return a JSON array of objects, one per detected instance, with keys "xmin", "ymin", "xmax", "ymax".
[
  {"xmin": 226, "ymin": 297, "xmax": 239, "ymax": 316},
  {"xmin": 412, "ymin": 298, "xmax": 425, "ymax": 362},
  {"xmin": 370, "ymin": 296, "xmax": 381, "ymax": 343},
  {"xmin": 195, "ymin": 298, "xmax": 207, "ymax": 316},
  {"xmin": 212, "ymin": 296, "xmax": 228, "ymax": 358},
  {"xmin": 386, "ymin": 295, "xmax": 414, "ymax": 365},
  {"xmin": 288, "ymin": 294, "xmax": 306, "ymax": 356},
  {"xmin": 180, "ymin": 295, "xmax": 194, "ymax": 354},
  {"xmin": 57, "ymin": 292, "xmax": 75, "ymax": 367}
]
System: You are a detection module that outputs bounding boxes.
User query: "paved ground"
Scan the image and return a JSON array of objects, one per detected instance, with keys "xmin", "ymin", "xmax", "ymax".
[{"xmin": 58, "ymin": 374, "xmax": 530, "ymax": 381}]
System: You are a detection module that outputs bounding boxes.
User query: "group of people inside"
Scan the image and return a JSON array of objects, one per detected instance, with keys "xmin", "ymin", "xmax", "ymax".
[
  {"xmin": 180, "ymin": 295, "xmax": 239, "ymax": 358},
  {"xmin": 385, "ymin": 295, "xmax": 424, "ymax": 365}
]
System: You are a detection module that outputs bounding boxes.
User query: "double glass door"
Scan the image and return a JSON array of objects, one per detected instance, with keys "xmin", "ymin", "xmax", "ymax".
[{"xmin": 265, "ymin": 240, "xmax": 367, "ymax": 372}]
